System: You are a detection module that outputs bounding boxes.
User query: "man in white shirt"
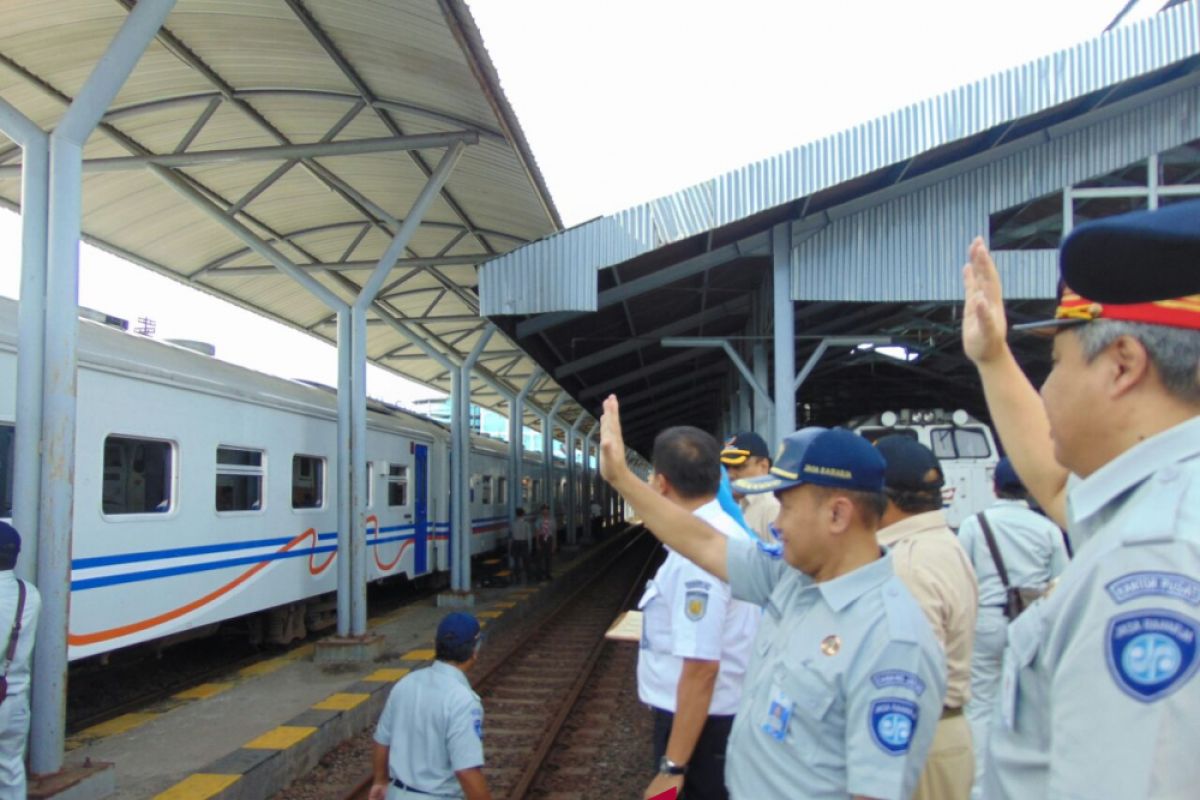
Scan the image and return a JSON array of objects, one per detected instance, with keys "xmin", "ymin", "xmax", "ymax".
[
  {"xmin": 638, "ymin": 426, "xmax": 760, "ymax": 800},
  {"xmin": 720, "ymin": 432, "xmax": 781, "ymax": 544},
  {"xmin": 0, "ymin": 522, "xmax": 39, "ymax": 800}
]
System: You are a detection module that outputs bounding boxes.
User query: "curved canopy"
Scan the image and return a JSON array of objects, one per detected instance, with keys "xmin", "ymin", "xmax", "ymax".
[{"xmin": 0, "ymin": 0, "xmax": 572, "ymax": 423}]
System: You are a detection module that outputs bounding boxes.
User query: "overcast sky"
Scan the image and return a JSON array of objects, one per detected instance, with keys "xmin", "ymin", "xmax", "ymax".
[{"xmin": 0, "ymin": 0, "xmax": 1157, "ymax": 406}]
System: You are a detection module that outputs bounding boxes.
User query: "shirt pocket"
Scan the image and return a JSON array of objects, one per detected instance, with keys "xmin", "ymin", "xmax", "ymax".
[{"xmin": 1000, "ymin": 599, "xmax": 1045, "ymax": 731}]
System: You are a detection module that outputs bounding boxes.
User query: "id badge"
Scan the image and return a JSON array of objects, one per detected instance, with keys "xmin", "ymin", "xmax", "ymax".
[{"xmin": 760, "ymin": 680, "xmax": 794, "ymax": 741}]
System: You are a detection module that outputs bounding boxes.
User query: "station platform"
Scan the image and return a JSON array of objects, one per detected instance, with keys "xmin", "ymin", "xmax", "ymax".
[{"xmin": 55, "ymin": 536, "xmax": 624, "ymax": 800}]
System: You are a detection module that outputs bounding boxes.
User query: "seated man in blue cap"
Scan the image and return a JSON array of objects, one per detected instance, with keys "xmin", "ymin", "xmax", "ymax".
[
  {"xmin": 370, "ymin": 612, "xmax": 490, "ymax": 800},
  {"xmin": 961, "ymin": 198, "xmax": 1200, "ymax": 798},
  {"xmin": 0, "ymin": 522, "xmax": 39, "ymax": 800},
  {"xmin": 955, "ymin": 457, "xmax": 1067, "ymax": 799},
  {"xmin": 599, "ymin": 400, "xmax": 946, "ymax": 800}
]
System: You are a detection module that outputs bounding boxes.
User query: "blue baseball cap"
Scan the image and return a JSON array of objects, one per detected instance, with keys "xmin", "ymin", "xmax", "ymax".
[
  {"xmin": 732, "ymin": 427, "xmax": 885, "ymax": 495},
  {"xmin": 993, "ymin": 457, "xmax": 1023, "ymax": 492},
  {"xmin": 875, "ymin": 435, "xmax": 944, "ymax": 492},
  {"xmin": 436, "ymin": 612, "xmax": 480, "ymax": 649},
  {"xmin": 0, "ymin": 522, "xmax": 20, "ymax": 560}
]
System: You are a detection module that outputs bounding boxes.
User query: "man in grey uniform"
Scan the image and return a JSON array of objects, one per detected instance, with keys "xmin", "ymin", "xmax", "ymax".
[
  {"xmin": 960, "ymin": 199, "xmax": 1200, "ymax": 798},
  {"xmin": 600, "ymin": 401, "xmax": 946, "ymax": 800},
  {"xmin": 370, "ymin": 612, "xmax": 491, "ymax": 800},
  {"xmin": 720, "ymin": 432, "xmax": 781, "ymax": 544},
  {"xmin": 0, "ymin": 522, "xmax": 39, "ymax": 800},
  {"xmin": 957, "ymin": 458, "xmax": 1067, "ymax": 799}
]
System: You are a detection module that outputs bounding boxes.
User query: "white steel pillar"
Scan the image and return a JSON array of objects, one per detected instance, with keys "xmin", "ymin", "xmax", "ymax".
[
  {"xmin": 771, "ymin": 223, "xmax": 796, "ymax": 444},
  {"xmin": 507, "ymin": 370, "xmax": 542, "ymax": 531},
  {"xmin": 566, "ymin": 415, "xmax": 587, "ymax": 546},
  {"xmin": 0, "ymin": 99, "xmax": 49, "ymax": 585},
  {"xmin": 543, "ymin": 393, "xmax": 567, "ymax": 528},
  {"xmin": 31, "ymin": 0, "xmax": 178, "ymax": 777},
  {"xmin": 450, "ymin": 326, "xmax": 495, "ymax": 594}
]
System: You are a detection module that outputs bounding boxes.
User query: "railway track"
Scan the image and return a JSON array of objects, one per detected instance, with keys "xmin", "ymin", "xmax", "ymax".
[{"xmin": 341, "ymin": 528, "xmax": 657, "ymax": 800}]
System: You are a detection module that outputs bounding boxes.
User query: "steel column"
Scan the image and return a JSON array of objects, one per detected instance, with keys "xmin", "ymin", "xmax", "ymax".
[
  {"xmin": 752, "ymin": 343, "xmax": 772, "ymax": 444},
  {"xmin": 566, "ymin": 415, "xmax": 587, "ymax": 546},
  {"xmin": 772, "ymin": 223, "xmax": 796, "ymax": 443},
  {"xmin": 451, "ymin": 326, "xmax": 496, "ymax": 593},
  {"xmin": 32, "ymin": 0, "xmax": 178, "ymax": 777},
  {"xmin": 543, "ymin": 393, "xmax": 567, "ymax": 525},
  {"xmin": 0, "ymin": 99, "xmax": 49, "ymax": 585},
  {"xmin": 335, "ymin": 311, "xmax": 353, "ymax": 635},
  {"xmin": 508, "ymin": 370, "xmax": 542, "ymax": 535}
]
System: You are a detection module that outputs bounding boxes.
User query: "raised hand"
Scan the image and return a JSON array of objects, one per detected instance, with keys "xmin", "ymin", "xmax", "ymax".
[
  {"xmin": 599, "ymin": 394, "xmax": 628, "ymax": 485},
  {"xmin": 962, "ymin": 237, "xmax": 1010, "ymax": 365}
]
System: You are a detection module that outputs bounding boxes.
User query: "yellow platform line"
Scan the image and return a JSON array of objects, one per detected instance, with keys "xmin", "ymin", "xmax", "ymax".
[
  {"xmin": 491, "ymin": 601, "xmax": 517, "ymax": 609},
  {"xmin": 364, "ymin": 668, "xmax": 410, "ymax": 682},
  {"xmin": 401, "ymin": 648, "xmax": 436, "ymax": 661},
  {"xmin": 153, "ymin": 773, "xmax": 240, "ymax": 799},
  {"xmin": 476, "ymin": 611, "xmax": 503, "ymax": 619},
  {"xmin": 312, "ymin": 693, "xmax": 370, "ymax": 711},
  {"xmin": 77, "ymin": 712, "xmax": 159, "ymax": 739},
  {"xmin": 243, "ymin": 725, "xmax": 316, "ymax": 750},
  {"xmin": 173, "ymin": 683, "xmax": 234, "ymax": 701}
]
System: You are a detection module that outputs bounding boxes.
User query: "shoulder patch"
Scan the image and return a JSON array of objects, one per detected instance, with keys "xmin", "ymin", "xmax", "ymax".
[
  {"xmin": 471, "ymin": 706, "xmax": 483, "ymax": 739},
  {"xmin": 1106, "ymin": 609, "xmax": 1199, "ymax": 703},
  {"xmin": 685, "ymin": 584, "xmax": 710, "ymax": 621},
  {"xmin": 881, "ymin": 580, "xmax": 919, "ymax": 644},
  {"xmin": 869, "ymin": 698, "xmax": 918, "ymax": 755},
  {"xmin": 756, "ymin": 539, "xmax": 783, "ymax": 559},
  {"xmin": 871, "ymin": 669, "xmax": 926, "ymax": 696},
  {"xmin": 1106, "ymin": 572, "xmax": 1200, "ymax": 607}
]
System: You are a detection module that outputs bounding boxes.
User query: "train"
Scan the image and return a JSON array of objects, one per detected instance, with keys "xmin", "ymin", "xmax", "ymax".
[{"xmin": 0, "ymin": 297, "xmax": 598, "ymax": 662}]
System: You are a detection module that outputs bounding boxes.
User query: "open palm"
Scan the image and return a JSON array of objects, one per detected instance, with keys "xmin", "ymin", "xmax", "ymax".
[{"xmin": 962, "ymin": 237, "xmax": 1009, "ymax": 364}]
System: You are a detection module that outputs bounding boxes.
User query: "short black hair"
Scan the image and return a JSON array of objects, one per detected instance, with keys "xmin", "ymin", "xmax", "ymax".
[
  {"xmin": 515, "ymin": 507, "xmax": 526, "ymax": 517},
  {"xmin": 652, "ymin": 426, "xmax": 721, "ymax": 500},
  {"xmin": 0, "ymin": 552, "xmax": 14, "ymax": 571},
  {"xmin": 994, "ymin": 485, "xmax": 1027, "ymax": 502},
  {"xmin": 885, "ymin": 487, "xmax": 943, "ymax": 514},
  {"xmin": 436, "ymin": 640, "xmax": 477, "ymax": 664}
]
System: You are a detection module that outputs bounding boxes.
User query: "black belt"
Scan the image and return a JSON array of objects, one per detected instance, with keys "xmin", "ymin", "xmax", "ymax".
[{"xmin": 392, "ymin": 778, "xmax": 436, "ymax": 795}]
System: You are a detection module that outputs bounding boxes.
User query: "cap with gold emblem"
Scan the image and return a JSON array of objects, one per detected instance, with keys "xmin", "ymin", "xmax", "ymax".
[{"xmin": 732, "ymin": 427, "xmax": 885, "ymax": 495}]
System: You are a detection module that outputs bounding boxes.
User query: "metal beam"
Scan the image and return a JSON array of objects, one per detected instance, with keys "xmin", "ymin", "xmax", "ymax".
[
  {"xmin": 555, "ymin": 297, "xmax": 750, "ymax": 379},
  {"xmin": 0, "ymin": 132, "xmax": 479, "ymax": 175},
  {"xmin": 206, "ymin": 256, "xmax": 489, "ymax": 277},
  {"xmin": 794, "ymin": 336, "xmax": 892, "ymax": 391},
  {"xmin": 660, "ymin": 336, "xmax": 770, "ymax": 405},
  {"xmin": 617, "ymin": 362, "xmax": 730, "ymax": 407},
  {"xmin": 578, "ymin": 347, "xmax": 711, "ymax": 401},
  {"xmin": 515, "ymin": 236, "xmax": 767, "ymax": 338}
]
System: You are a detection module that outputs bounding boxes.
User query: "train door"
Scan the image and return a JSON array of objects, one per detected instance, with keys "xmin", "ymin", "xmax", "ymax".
[{"xmin": 414, "ymin": 443, "xmax": 429, "ymax": 574}]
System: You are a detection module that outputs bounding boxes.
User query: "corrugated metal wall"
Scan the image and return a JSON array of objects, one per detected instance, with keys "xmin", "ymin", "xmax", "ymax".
[
  {"xmin": 480, "ymin": 1, "xmax": 1199, "ymax": 316},
  {"xmin": 792, "ymin": 84, "xmax": 1200, "ymax": 301}
]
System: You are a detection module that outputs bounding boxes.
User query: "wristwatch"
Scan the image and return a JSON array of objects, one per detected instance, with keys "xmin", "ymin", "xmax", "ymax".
[{"xmin": 657, "ymin": 756, "xmax": 687, "ymax": 776}]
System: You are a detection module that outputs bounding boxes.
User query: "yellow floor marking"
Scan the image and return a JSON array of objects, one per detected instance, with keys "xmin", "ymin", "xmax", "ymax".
[
  {"xmin": 401, "ymin": 648, "xmax": 436, "ymax": 661},
  {"xmin": 313, "ymin": 692, "xmax": 370, "ymax": 711},
  {"xmin": 153, "ymin": 773, "xmax": 240, "ymax": 799},
  {"xmin": 173, "ymin": 683, "xmax": 234, "ymax": 701},
  {"xmin": 243, "ymin": 725, "xmax": 316, "ymax": 750},
  {"xmin": 476, "ymin": 610, "xmax": 503, "ymax": 618},
  {"xmin": 78, "ymin": 712, "xmax": 159, "ymax": 738},
  {"xmin": 364, "ymin": 668, "xmax": 410, "ymax": 682},
  {"xmin": 290, "ymin": 644, "xmax": 315, "ymax": 659},
  {"xmin": 238, "ymin": 657, "xmax": 289, "ymax": 678},
  {"xmin": 482, "ymin": 558, "xmax": 502, "ymax": 565},
  {"xmin": 491, "ymin": 601, "xmax": 517, "ymax": 609}
]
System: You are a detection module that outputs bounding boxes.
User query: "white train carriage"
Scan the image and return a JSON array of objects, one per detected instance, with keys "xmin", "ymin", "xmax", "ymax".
[{"xmin": 0, "ymin": 297, "xmax": 587, "ymax": 660}]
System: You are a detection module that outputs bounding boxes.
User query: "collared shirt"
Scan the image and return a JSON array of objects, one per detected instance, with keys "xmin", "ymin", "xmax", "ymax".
[
  {"xmin": 957, "ymin": 499, "xmax": 1068, "ymax": 607},
  {"xmin": 374, "ymin": 660, "xmax": 484, "ymax": 797},
  {"xmin": 987, "ymin": 415, "xmax": 1200, "ymax": 800},
  {"xmin": 737, "ymin": 491, "xmax": 781, "ymax": 543},
  {"xmin": 876, "ymin": 510, "xmax": 978, "ymax": 708},
  {"xmin": 0, "ymin": 572, "xmax": 39, "ymax": 698},
  {"xmin": 638, "ymin": 500, "xmax": 760, "ymax": 715},
  {"xmin": 724, "ymin": 539, "xmax": 946, "ymax": 800}
]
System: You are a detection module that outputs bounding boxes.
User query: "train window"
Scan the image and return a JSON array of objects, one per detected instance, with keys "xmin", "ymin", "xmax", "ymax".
[
  {"xmin": 216, "ymin": 446, "xmax": 264, "ymax": 512},
  {"xmin": 387, "ymin": 464, "xmax": 408, "ymax": 507},
  {"xmin": 366, "ymin": 462, "xmax": 374, "ymax": 508},
  {"xmin": 497, "ymin": 477, "xmax": 507, "ymax": 506},
  {"xmin": 481, "ymin": 475, "xmax": 493, "ymax": 505},
  {"xmin": 104, "ymin": 435, "xmax": 174, "ymax": 515},
  {"xmin": 930, "ymin": 428, "xmax": 992, "ymax": 460},
  {"xmin": 0, "ymin": 424, "xmax": 14, "ymax": 518},
  {"xmin": 291, "ymin": 455, "xmax": 324, "ymax": 509}
]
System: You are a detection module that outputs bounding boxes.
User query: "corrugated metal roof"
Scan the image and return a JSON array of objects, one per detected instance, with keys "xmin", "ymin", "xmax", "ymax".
[
  {"xmin": 480, "ymin": 0, "xmax": 1200, "ymax": 316},
  {"xmin": 0, "ymin": 0, "xmax": 576, "ymax": 424}
]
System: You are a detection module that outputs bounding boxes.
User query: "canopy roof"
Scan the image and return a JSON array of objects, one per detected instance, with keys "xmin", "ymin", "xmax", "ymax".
[{"xmin": 0, "ymin": 0, "xmax": 574, "ymax": 426}]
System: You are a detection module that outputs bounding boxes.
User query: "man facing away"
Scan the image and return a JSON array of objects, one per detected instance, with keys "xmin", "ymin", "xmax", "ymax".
[
  {"xmin": 720, "ymin": 432, "xmax": 781, "ymax": 545},
  {"xmin": 960, "ymin": 199, "xmax": 1200, "ymax": 798},
  {"xmin": 637, "ymin": 426, "xmax": 760, "ymax": 800},
  {"xmin": 534, "ymin": 504, "xmax": 556, "ymax": 580},
  {"xmin": 0, "ymin": 522, "xmax": 39, "ymax": 800},
  {"xmin": 371, "ymin": 613, "xmax": 490, "ymax": 800},
  {"xmin": 956, "ymin": 457, "xmax": 1067, "ymax": 798},
  {"xmin": 509, "ymin": 507, "xmax": 533, "ymax": 585},
  {"xmin": 874, "ymin": 435, "xmax": 979, "ymax": 800},
  {"xmin": 601, "ymin": 401, "xmax": 946, "ymax": 800}
]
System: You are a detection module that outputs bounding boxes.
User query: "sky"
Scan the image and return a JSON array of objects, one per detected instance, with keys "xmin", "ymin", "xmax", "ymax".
[{"xmin": 0, "ymin": 0, "xmax": 1161, "ymax": 409}]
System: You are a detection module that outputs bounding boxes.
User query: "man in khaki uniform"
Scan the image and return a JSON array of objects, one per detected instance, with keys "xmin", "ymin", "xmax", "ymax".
[
  {"xmin": 719, "ymin": 432, "xmax": 780, "ymax": 544},
  {"xmin": 874, "ymin": 435, "xmax": 978, "ymax": 800}
]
